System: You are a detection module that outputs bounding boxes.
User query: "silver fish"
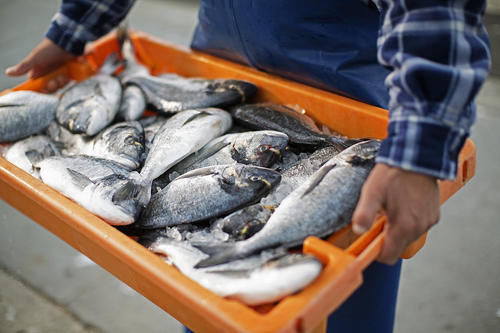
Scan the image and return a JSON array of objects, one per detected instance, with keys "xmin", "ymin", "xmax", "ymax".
[
  {"xmin": 2, "ymin": 135, "xmax": 60, "ymax": 178},
  {"xmin": 195, "ymin": 140, "xmax": 380, "ymax": 268},
  {"xmin": 83, "ymin": 121, "xmax": 145, "ymax": 170},
  {"xmin": 35, "ymin": 155, "xmax": 131, "ymax": 180},
  {"xmin": 116, "ymin": 85, "xmax": 146, "ymax": 121},
  {"xmin": 144, "ymin": 237, "xmax": 322, "ymax": 305},
  {"xmin": 171, "ymin": 130, "xmax": 289, "ymax": 174},
  {"xmin": 122, "ymin": 73, "xmax": 258, "ymax": 115},
  {"xmin": 37, "ymin": 155, "xmax": 140, "ymax": 225},
  {"xmin": 232, "ymin": 103, "xmax": 360, "ymax": 151},
  {"xmin": 56, "ymin": 54, "xmax": 122, "ymax": 135},
  {"xmin": 132, "ymin": 108, "xmax": 233, "ymax": 206},
  {"xmin": 137, "ymin": 164, "xmax": 281, "ymax": 229},
  {"xmin": 116, "ymin": 38, "xmax": 149, "ymax": 121},
  {"xmin": 46, "ymin": 121, "xmax": 145, "ymax": 170},
  {"xmin": 0, "ymin": 91, "xmax": 58, "ymax": 142}
]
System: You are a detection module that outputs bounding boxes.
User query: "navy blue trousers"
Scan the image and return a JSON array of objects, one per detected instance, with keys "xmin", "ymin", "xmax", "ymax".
[{"xmin": 184, "ymin": 259, "xmax": 402, "ymax": 333}]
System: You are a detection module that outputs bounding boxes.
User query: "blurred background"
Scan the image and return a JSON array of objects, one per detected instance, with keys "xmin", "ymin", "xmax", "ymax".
[{"xmin": 0, "ymin": 1, "xmax": 498, "ymax": 332}]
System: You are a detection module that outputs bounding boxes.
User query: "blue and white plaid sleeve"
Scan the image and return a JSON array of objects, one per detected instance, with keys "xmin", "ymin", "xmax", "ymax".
[
  {"xmin": 46, "ymin": 0, "xmax": 136, "ymax": 55},
  {"xmin": 372, "ymin": 0, "xmax": 490, "ymax": 180}
]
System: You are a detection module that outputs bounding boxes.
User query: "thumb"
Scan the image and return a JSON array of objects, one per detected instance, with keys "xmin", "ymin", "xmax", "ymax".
[
  {"xmin": 351, "ymin": 178, "xmax": 384, "ymax": 235},
  {"xmin": 5, "ymin": 58, "xmax": 33, "ymax": 76}
]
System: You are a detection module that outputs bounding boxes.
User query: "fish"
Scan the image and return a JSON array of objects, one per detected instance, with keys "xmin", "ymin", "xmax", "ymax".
[
  {"xmin": 35, "ymin": 155, "xmax": 131, "ymax": 180},
  {"xmin": 116, "ymin": 38, "xmax": 149, "ymax": 121},
  {"xmin": 231, "ymin": 103, "xmax": 359, "ymax": 150},
  {"xmin": 137, "ymin": 164, "xmax": 281, "ymax": 229},
  {"xmin": 0, "ymin": 91, "xmax": 58, "ymax": 142},
  {"xmin": 56, "ymin": 54, "xmax": 122, "ymax": 135},
  {"xmin": 116, "ymin": 85, "xmax": 147, "ymax": 121},
  {"xmin": 142, "ymin": 236, "xmax": 322, "ymax": 305},
  {"xmin": 46, "ymin": 121, "xmax": 145, "ymax": 170},
  {"xmin": 171, "ymin": 130, "xmax": 289, "ymax": 174},
  {"xmin": 214, "ymin": 203, "xmax": 274, "ymax": 241},
  {"xmin": 130, "ymin": 108, "xmax": 233, "ymax": 206},
  {"xmin": 195, "ymin": 140, "xmax": 380, "ymax": 268},
  {"xmin": 122, "ymin": 73, "xmax": 258, "ymax": 115},
  {"xmin": 2, "ymin": 135, "xmax": 61, "ymax": 178},
  {"xmin": 37, "ymin": 155, "xmax": 140, "ymax": 225},
  {"xmin": 83, "ymin": 121, "xmax": 145, "ymax": 170}
]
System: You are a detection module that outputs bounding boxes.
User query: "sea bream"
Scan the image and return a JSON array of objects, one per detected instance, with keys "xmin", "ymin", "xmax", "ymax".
[
  {"xmin": 116, "ymin": 39, "xmax": 149, "ymax": 121},
  {"xmin": 56, "ymin": 54, "xmax": 122, "ymax": 136},
  {"xmin": 232, "ymin": 103, "xmax": 360, "ymax": 151},
  {"xmin": 171, "ymin": 130, "xmax": 289, "ymax": 173},
  {"xmin": 46, "ymin": 121, "xmax": 145, "ymax": 170},
  {"xmin": 37, "ymin": 155, "xmax": 141, "ymax": 225},
  {"xmin": 0, "ymin": 91, "xmax": 58, "ymax": 142},
  {"xmin": 122, "ymin": 73, "xmax": 257, "ymax": 115},
  {"xmin": 137, "ymin": 164, "xmax": 281, "ymax": 228},
  {"xmin": 2, "ymin": 135, "xmax": 60, "ymax": 179},
  {"xmin": 130, "ymin": 108, "xmax": 232, "ymax": 206},
  {"xmin": 195, "ymin": 140, "xmax": 381, "ymax": 268},
  {"xmin": 142, "ymin": 236, "xmax": 322, "ymax": 305}
]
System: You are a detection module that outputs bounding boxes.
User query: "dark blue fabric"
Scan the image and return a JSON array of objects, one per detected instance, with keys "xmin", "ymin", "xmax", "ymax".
[
  {"xmin": 184, "ymin": 260, "xmax": 402, "ymax": 333},
  {"xmin": 326, "ymin": 259, "xmax": 402, "ymax": 333},
  {"xmin": 190, "ymin": 0, "xmax": 390, "ymax": 108}
]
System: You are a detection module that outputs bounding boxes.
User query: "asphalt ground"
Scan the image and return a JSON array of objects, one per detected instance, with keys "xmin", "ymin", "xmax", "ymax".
[{"xmin": 0, "ymin": 1, "xmax": 499, "ymax": 332}]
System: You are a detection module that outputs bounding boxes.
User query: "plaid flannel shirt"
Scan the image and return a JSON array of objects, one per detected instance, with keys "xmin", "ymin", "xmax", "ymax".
[{"xmin": 46, "ymin": 0, "xmax": 491, "ymax": 180}]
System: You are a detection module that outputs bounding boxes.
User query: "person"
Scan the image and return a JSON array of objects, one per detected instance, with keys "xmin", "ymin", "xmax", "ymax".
[{"xmin": 6, "ymin": 1, "xmax": 490, "ymax": 332}]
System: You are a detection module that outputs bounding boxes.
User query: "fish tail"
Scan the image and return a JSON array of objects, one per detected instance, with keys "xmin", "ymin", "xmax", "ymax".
[
  {"xmin": 194, "ymin": 242, "xmax": 249, "ymax": 268},
  {"xmin": 128, "ymin": 171, "xmax": 152, "ymax": 207}
]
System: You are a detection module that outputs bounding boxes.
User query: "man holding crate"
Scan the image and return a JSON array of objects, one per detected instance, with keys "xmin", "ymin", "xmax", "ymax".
[{"xmin": 6, "ymin": 0, "xmax": 490, "ymax": 332}]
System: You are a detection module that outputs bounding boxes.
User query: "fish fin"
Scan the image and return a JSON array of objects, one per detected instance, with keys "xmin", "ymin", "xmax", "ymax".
[
  {"xmin": 25, "ymin": 150, "xmax": 44, "ymax": 165},
  {"xmin": 99, "ymin": 52, "xmax": 122, "ymax": 75},
  {"xmin": 112, "ymin": 181, "xmax": 137, "ymax": 203},
  {"xmin": 301, "ymin": 163, "xmax": 337, "ymax": 198},
  {"xmin": 126, "ymin": 172, "xmax": 152, "ymax": 207},
  {"xmin": 182, "ymin": 111, "xmax": 211, "ymax": 126},
  {"xmin": 66, "ymin": 168, "xmax": 94, "ymax": 188},
  {"xmin": 180, "ymin": 139, "xmax": 231, "ymax": 170},
  {"xmin": 116, "ymin": 20, "xmax": 129, "ymax": 51},
  {"xmin": 94, "ymin": 83, "xmax": 105, "ymax": 98},
  {"xmin": 174, "ymin": 167, "xmax": 216, "ymax": 181},
  {"xmin": 193, "ymin": 243, "xmax": 248, "ymax": 268}
]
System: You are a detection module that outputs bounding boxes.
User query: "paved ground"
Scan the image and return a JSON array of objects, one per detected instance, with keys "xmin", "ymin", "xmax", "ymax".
[{"xmin": 0, "ymin": 1, "xmax": 499, "ymax": 333}]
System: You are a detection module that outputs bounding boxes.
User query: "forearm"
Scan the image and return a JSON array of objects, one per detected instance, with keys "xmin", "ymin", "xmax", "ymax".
[
  {"xmin": 46, "ymin": 0, "xmax": 136, "ymax": 55},
  {"xmin": 373, "ymin": 0, "xmax": 490, "ymax": 179}
]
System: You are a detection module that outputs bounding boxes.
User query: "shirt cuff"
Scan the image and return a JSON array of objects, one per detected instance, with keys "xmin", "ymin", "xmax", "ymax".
[
  {"xmin": 46, "ymin": 20, "xmax": 87, "ymax": 55},
  {"xmin": 375, "ymin": 116, "xmax": 469, "ymax": 180}
]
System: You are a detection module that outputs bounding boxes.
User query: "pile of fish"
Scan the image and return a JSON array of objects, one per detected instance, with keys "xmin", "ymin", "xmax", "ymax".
[{"xmin": 0, "ymin": 37, "xmax": 380, "ymax": 306}]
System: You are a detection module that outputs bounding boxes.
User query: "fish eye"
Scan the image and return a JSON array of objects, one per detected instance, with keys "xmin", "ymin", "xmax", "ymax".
[
  {"xmin": 249, "ymin": 176, "xmax": 261, "ymax": 182},
  {"xmin": 259, "ymin": 145, "xmax": 269, "ymax": 152}
]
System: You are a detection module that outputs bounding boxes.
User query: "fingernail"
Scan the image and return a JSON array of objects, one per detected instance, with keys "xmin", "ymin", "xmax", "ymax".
[
  {"xmin": 352, "ymin": 223, "xmax": 368, "ymax": 235},
  {"xmin": 5, "ymin": 67, "xmax": 15, "ymax": 75}
]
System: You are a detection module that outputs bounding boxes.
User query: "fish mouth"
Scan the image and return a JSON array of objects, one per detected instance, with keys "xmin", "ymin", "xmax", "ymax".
[{"xmin": 268, "ymin": 147, "xmax": 281, "ymax": 156}]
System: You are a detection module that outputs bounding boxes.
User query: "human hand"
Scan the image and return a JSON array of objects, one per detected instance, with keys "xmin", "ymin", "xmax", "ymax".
[
  {"xmin": 5, "ymin": 38, "xmax": 75, "ymax": 92},
  {"xmin": 352, "ymin": 163, "xmax": 440, "ymax": 265}
]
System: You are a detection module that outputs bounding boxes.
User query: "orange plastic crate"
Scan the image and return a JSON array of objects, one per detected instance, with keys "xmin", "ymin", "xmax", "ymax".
[{"xmin": 0, "ymin": 31, "xmax": 476, "ymax": 333}]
